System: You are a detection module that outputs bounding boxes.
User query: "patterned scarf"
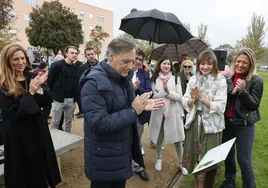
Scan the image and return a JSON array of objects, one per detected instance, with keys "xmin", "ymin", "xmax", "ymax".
[{"xmin": 159, "ymin": 71, "xmax": 172, "ymax": 81}]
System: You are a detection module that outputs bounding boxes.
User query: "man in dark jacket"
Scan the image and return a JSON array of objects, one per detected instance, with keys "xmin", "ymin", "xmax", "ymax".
[
  {"xmin": 75, "ymin": 47, "xmax": 98, "ymax": 118},
  {"xmin": 132, "ymin": 48, "xmax": 151, "ymax": 181},
  {"xmin": 47, "ymin": 46, "xmax": 79, "ymax": 133},
  {"xmin": 80, "ymin": 37, "xmax": 164, "ymax": 188}
]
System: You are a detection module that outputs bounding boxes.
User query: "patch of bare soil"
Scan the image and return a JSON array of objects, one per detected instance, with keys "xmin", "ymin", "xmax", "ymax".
[{"xmin": 57, "ymin": 114, "xmax": 182, "ymax": 188}]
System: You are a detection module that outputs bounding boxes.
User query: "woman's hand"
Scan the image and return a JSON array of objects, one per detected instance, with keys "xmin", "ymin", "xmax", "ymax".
[
  {"xmin": 236, "ymin": 78, "xmax": 246, "ymax": 93},
  {"xmin": 190, "ymin": 87, "xmax": 196, "ymax": 99},
  {"xmin": 193, "ymin": 88, "xmax": 204, "ymax": 101},
  {"xmin": 29, "ymin": 78, "xmax": 39, "ymax": 95},
  {"xmin": 35, "ymin": 72, "xmax": 48, "ymax": 85},
  {"xmin": 162, "ymin": 79, "xmax": 169, "ymax": 93}
]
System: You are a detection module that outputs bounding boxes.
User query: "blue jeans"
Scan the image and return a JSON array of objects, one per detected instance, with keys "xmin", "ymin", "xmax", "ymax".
[{"xmin": 221, "ymin": 118, "xmax": 255, "ymax": 188}]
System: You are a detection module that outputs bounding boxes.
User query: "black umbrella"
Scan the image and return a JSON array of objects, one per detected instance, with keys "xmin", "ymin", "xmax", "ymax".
[
  {"xmin": 149, "ymin": 38, "xmax": 208, "ymax": 61},
  {"xmin": 119, "ymin": 9, "xmax": 193, "ymax": 44}
]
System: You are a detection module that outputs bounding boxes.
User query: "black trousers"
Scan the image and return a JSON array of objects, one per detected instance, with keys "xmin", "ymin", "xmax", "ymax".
[
  {"xmin": 58, "ymin": 111, "xmax": 64, "ymax": 130},
  {"xmin": 90, "ymin": 180, "xmax": 126, "ymax": 188}
]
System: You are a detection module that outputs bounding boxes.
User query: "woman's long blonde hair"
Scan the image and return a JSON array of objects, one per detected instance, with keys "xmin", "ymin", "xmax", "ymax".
[
  {"xmin": 229, "ymin": 48, "xmax": 257, "ymax": 80},
  {"xmin": 0, "ymin": 44, "xmax": 31, "ymax": 99},
  {"xmin": 180, "ymin": 59, "xmax": 194, "ymax": 73}
]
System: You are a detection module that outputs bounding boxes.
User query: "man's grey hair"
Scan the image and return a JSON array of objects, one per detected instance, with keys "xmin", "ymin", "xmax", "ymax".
[{"xmin": 107, "ymin": 37, "xmax": 136, "ymax": 56}]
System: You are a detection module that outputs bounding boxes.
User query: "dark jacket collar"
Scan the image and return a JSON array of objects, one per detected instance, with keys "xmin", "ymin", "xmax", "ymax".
[{"xmin": 102, "ymin": 61, "xmax": 133, "ymax": 83}]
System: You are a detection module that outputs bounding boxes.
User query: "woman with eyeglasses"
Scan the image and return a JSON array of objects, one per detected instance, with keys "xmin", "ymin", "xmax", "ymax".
[
  {"xmin": 182, "ymin": 50, "xmax": 227, "ymax": 188},
  {"xmin": 0, "ymin": 44, "xmax": 61, "ymax": 188}
]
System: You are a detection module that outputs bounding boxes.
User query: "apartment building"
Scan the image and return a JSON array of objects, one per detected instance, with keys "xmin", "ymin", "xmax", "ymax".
[{"xmin": 10, "ymin": 0, "xmax": 113, "ymax": 61}]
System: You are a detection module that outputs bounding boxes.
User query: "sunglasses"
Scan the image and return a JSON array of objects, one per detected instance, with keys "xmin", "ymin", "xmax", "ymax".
[{"xmin": 184, "ymin": 65, "xmax": 192, "ymax": 69}]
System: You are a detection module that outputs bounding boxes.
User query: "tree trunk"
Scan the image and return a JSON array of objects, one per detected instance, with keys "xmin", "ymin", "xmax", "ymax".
[{"xmin": 53, "ymin": 48, "xmax": 59, "ymax": 55}]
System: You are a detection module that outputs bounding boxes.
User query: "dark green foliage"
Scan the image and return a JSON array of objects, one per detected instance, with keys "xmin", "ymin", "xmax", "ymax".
[
  {"xmin": 26, "ymin": 0, "xmax": 83, "ymax": 54},
  {"xmin": 0, "ymin": 0, "xmax": 13, "ymax": 31}
]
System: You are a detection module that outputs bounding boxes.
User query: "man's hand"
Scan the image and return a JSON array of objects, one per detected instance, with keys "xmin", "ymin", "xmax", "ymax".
[
  {"xmin": 133, "ymin": 79, "xmax": 140, "ymax": 91},
  {"xmin": 132, "ymin": 92, "xmax": 152, "ymax": 115},
  {"xmin": 144, "ymin": 98, "xmax": 165, "ymax": 111}
]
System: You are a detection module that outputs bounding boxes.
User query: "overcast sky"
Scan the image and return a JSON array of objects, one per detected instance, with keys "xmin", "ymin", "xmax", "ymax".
[{"xmin": 85, "ymin": 0, "xmax": 268, "ymax": 48}]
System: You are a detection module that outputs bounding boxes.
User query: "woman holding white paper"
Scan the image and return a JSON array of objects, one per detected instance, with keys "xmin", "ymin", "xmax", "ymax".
[{"xmin": 182, "ymin": 50, "xmax": 227, "ymax": 188}]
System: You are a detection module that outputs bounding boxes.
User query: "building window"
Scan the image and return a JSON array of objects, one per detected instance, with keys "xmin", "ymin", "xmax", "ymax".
[
  {"xmin": 23, "ymin": 0, "xmax": 37, "ymax": 6},
  {"xmin": 89, "ymin": 13, "xmax": 94, "ymax": 19},
  {"xmin": 97, "ymin": 15, "xmax": 104, "ymax": 22},
  {"xmin": 9, "ymin": 29, "xmax": 17, "ymax": 36},
  {"xmin": 24, "ymin": 14, "xmax": 30, "ymax": 22},
  {"xmin": 80, "ymin": 10, "xmax": 84, "ymax": 17},
  {"xmin": 89, "ymin": 25, "xmax": 94, "ymax": 31}
]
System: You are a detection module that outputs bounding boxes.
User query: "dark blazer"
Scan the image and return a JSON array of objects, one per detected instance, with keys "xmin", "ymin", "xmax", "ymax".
[
  {"xmin": 226, "ymin": 75, "xmax": 263, "ymax": 125},
  {"xmin": 80, "ymin": 62, "xmax": 144, "ymax": 182},
  {"xmin": 0, "ymin": 71, "xmax": 61, "ymax": 188},
  {"xmin": 135, "ymin": 69, "xmax": 152, "ymax": 124},
  {"xmin": 47, "ymin": 59, "xmax": 79, "ymax": 102}
]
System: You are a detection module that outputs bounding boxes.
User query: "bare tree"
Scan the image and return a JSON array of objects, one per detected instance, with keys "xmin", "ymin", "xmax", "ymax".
[
  {"xmin": 198, "ymin": 23, "xmax": 210, "ymax": 47},
  {"xmin": 183, "ymin": 22, "xmax": 191, "ymax": 33},
  {"xmin": 86, "ymin": 25, "xmax": 109, "ymax": 60}
]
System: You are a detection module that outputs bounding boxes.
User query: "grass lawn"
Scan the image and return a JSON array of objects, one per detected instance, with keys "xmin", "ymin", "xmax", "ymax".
[{"xmin": 179, "ymin": 71, "xmax": 268, "ymax": 188}]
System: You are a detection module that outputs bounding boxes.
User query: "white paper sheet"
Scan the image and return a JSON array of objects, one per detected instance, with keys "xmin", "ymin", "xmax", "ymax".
[{"xmin": 192, "ymin": 137, "xmax": 236, "ymax": 174}]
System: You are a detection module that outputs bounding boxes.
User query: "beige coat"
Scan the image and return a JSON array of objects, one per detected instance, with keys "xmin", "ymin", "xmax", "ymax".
[{"xmin": 148, "ymin": 75, "xmax": 185, "ymax": 144}]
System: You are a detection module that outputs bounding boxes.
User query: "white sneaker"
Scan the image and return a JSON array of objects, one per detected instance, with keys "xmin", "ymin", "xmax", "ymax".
[
  {"xmin": 155, "ymin": 159, "xmax": 162, "ymax": 171},
  {"xmin": 141, "ymin": 147, "xmax": 145, "ymax": 155},
  {"xmin": 181, "ymin": 166, "xmax": 188, "ymax": 175}
]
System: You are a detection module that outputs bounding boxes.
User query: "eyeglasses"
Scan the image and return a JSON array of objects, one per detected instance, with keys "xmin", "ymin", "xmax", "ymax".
[
  {"xmin": 135, "ymin": 57, "xmax": 143, "ymax": 62},
  {"xmin": 184, "ymin": 65, "xmax": 192, "ymax": 69}
]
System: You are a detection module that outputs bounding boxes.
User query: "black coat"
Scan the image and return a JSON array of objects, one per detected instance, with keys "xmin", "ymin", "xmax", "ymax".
[
  {"xmin": 47, "ymin": 59, "xmax": 79, "ymax": 102},
  {"xmin": 178, "ymin": 72, "xmax": 191, "ymax": 95},
  {"xmin": 0, "ymin": 71, "xmax": 61, "ymax": 188},
  {"xmin": 80, "ymin": 62, "xmax": 144, "ymax": 182},
  {"xmin": 226, "ymin": 75, "xmax": 263, "ymax": 125}
]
